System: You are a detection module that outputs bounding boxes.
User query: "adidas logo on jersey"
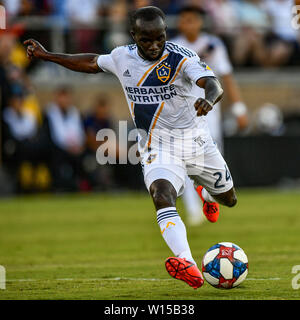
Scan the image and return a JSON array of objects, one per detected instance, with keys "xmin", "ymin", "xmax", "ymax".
[{"xmin": 123, "ymin": 69, "xmax": 131, "ymax": 77}]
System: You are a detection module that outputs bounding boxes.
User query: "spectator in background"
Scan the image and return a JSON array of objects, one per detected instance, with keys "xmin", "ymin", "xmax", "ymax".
[
  {"xmin": 262, "ymin": 0, "xmax": 300, "ymax": 66},
  {"xmin": 16, "ymin": 0, "xmax": 37, "ymax": 16},
  {"xmin": 1, "ymin": 0, "xmax": 20, "ymax": 18},
  {"xmin": 84, "ymin": 95, "xmax": 113, "ymax": 152},
  {"xmin": 230, "ymin": 0, "xmax": 271, "ymax": 67},
  {"xmin": 64, "ymin": 0, "xmax": 103, "ymax": 52},
  {"xmin": 83, "ymin": 94, "xmax": 144, "ymax": 191},
  {"xmin": 2, "ymin": 0, "xmax": 50, "ymax": 17},
  {"xmin": 64, "ymin": 0, "xmax": 101, "ymax": 24},
  {"xmin": 2, "ymin": 84, "xmax": 37, "ymax": 151},
  {"xmin": 2, "ymin": 84, "xmax": 39, "ymax": 191},
  {"xmin": 4, "ymin": 30, "xmax": 42, "ymax": 127},
  {"xmin": 10, "ymin": 67, "xmax": 42, "ymax": 119},
  {"xmin": 83, "ymin": 95, "xmax": 116, "ymax": 190},
  {"xmin": 43, "ymin": 86, "xmax": 87, "ymax": 191},
  {"xmin": 233, "ymin": 0, "xmax": 269, "ymax": 31},
  {"xmin": 263, "ymin": 0, "xmax": 297, "ymax": 42},
  {"xmin": 204, "ymin": 0, "xmax": 239, "ymax": 47},
  {"xmin": 0, "ymin": 30, "xmax": 19, "ymax": 108},
  {"xmin": 102, "ymin": 0, "xmax": 130, "ymax": 52},
  {"xmin": 0, "ymin": 29, "xmax": 47, "ymax": 192},
  {"xmin": 230, "ymin": 0, "xmax": 299, "ymax": 67}
]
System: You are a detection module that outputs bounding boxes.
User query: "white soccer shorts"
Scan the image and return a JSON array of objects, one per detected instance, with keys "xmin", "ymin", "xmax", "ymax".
[{"xmin": 141, "ymin": 136, "xmax": 233, "ymax": 197}]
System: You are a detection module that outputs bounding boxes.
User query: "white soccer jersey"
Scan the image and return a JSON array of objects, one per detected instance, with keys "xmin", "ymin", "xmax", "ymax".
[
  {"xmin": 172, "ymin": 34, "xmax": 233, "ymax": 152},
  {"xmin": 97, "ymin": 41, "xmax": 215, "ymax": 157},
  {"xmin": 171, "ymin": 33, "xmax": 232, "ymax": 77}
]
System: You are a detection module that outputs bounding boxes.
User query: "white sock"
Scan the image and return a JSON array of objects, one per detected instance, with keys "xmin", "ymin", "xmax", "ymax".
[
  {"xmin": 201, "ymin": 188, "xmax": 216, "ymax": 203},
  {"xmin": 157, "ymin": 207, "xmax": 196, "ymax": 265}
]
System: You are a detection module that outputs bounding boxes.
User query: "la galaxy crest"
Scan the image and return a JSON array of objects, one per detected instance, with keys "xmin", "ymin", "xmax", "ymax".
[{"xmin": 156, "ymin": 62, "xmax": 171, "ymax": 83}]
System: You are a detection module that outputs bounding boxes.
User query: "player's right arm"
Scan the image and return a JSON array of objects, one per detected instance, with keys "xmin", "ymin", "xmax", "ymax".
[
  {"xmin": 194, "ymin": 76, "xmax": 224, "ymax": 116},
  {"xmin": 24, "ymin": 39, "xmax": 103, "ymax": 74}
]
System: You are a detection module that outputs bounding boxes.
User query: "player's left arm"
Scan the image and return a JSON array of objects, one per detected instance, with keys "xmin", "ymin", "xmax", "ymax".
[{"xmin": 194, "ymin": 77, "xmax": 224, "ymax": 116}]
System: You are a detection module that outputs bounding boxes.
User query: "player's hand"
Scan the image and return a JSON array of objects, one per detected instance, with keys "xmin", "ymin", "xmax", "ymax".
[
  {"xmin": 231, "ymin": 102, "xmax": 249, "ymax": 130},
  {"xmin": 237, "ymin": 114, "xmax": 249, "ymax": 130},
  {"xmin": 23, "ymin": 39, "xmax": 48, "ymax": 60},
  {"xmin": 194, "ymin": 98, "xmax": 213, "ymax": 116}
]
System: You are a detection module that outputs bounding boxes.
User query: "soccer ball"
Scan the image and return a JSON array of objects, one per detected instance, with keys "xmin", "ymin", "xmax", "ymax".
[{"xmin": 202, "ymin": 242, "xmax": 248, "ymax": 289}]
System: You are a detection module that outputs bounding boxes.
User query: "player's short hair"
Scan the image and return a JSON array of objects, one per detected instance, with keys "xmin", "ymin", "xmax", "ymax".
[
  {"xmin": 178, "ymin": 6, "xmax": 206, "ymax": 17},
  {"xmin": 129, "ymin": 6, "xmax": 166, "ymax": 30}
]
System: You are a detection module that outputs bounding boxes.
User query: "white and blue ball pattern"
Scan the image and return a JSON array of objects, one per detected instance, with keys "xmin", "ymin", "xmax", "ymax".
[{"xmin": 202, "ymin": 242, "xmax": 248, "ymax": 289}]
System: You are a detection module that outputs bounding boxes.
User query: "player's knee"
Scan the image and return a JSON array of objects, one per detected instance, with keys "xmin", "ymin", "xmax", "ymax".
[
  {"xmin": 213, "ymin": 188, "xmax": 237, "ymax": 208},
  {"xmin": 151, "ymin": 191, "xmax": 172, "ymax": 208},
  {"xmin": 150, "ymin": 180, "xmax": 177, "ymax": 210}
]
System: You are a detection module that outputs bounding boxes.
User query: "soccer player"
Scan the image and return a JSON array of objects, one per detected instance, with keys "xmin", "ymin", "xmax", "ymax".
[
  {"xmin": 172, "ymin": 6, "xmax": 248, "ymax": 226},
  {"xmin": 24, "ymin": 6, "xmax": 237, "ymax": 289}
]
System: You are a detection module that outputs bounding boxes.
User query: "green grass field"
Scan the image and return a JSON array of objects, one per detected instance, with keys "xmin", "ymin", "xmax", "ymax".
[{"xmin": 0, "ymin": 189, "xmax": 299, "ymax": 300}]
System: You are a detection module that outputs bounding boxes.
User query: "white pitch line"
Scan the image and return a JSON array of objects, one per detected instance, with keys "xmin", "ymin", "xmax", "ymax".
[
  {"xmin": 6, "ymin": 277, "xmax": 281, "ymax": 283},
  {"xmin": 247, "ymin": 278, "xmax": 281, "ymax": 281}
]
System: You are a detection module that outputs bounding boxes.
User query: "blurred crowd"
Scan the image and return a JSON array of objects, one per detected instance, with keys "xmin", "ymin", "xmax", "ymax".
[
  {"xmin": 0, "ymin": 30, "xmax": 142, "ymax": 194},
  {"xmin": 1, "ymin": 0, "xmax": 300, "ymax": 67},
  {"xmin": 0, "ymin": 0, "xmax": 300, "ymax": 194}
]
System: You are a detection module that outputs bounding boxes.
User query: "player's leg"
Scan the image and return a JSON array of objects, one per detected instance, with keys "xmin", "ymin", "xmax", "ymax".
[
  {"xmin": 194, "ymin": 185, "xmax": 237, "ymax": 222},
  {"xmin": 141, "ymin": 149, "xmax": 204, "ymax": 288},
  {"xmin": 182, "ymin": 176, "xmax": 205, "ymax": 226},
  {"xmin": 149, "ymin": 177, "xmax": 196, "ymax": 264},
  {"xmin": 203, "ymin": 104, "xmax": 237, "ymax": 207},
  {"xmin": 211, "ymin": 187, "xmax": 237, "ymax": 208},
  {"xmin": 196, "ymin": 185, "xmax": 237, "ymax": 207},
  {"xmin": 194, "ymin": 184, "xmax": 221, "ymax": 222},
  {"xmin": 182, "ymin": 104, "xmax": 224, "ymax": 225},
  {"xmin": 149, "ymin": 177, "xmax": 204, "ymax": 289},
  {"xmin": 188, "ymin": 139, "xmax": 236, "ymax": 222}
]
